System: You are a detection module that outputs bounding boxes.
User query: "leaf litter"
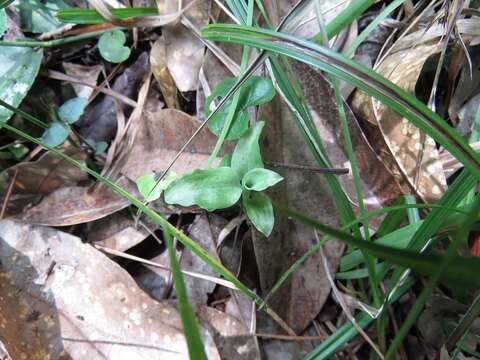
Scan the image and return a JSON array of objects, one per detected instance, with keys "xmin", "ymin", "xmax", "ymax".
[{"xmin": 3, "ymin": 1, "xmax": 480, "ymax": 358}]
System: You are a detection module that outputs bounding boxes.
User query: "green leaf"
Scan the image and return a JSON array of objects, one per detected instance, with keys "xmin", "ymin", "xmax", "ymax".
[
  {"xmin": 0, "ymin": 9, "xmax": 5, "ymax": 37},
  {"xmin": 243, "ymin": 191, "xmax": 274, "ymax": 237},
  {"xmin": 242, "ymin": 168, "xmax": 283, "ymax": 191},
  {"xmin": 93, "ymin": 141, "xmax": 108, "ymax": 155},
  {"xmin": 98, "ymin": 30, "xmax": 131, "ymax": 63},
  {"xmin": 58, "ymin": 97, "xmax": 88, "ymax": 124},
  {"xmin": 231, "ymin": 121, "xmax": 264, "ymax": 178},
  {"xmin": 8, "ymin": 143, "xmax": 29, "ymax": 159},
  {"xmin": 17, "ymin": 0, "xmax": 69, "ymax": 33},
  {"xmin": 165, "ymin": 167, "xmax": 243, "ymax": 211},
  {"xmin": 136, "ymin": 172, "xmax": 177, "ymax": 202},
  {"xmin": 41, "ymin": 121, "xmax": 69, "ymax": 147},
  {"xmin": 205, "ymin": 76, "xmax": 274, "ymax": 140},
  {"xmin": 0, "ymin": 0, "xmax": 14, "ymax": 9},
  {"xmin": 219, "ymin": 153, "xmax": 232, "ymax": 167},
  {"xmin": 0, "ymin": 47, "xmax": 43, "ymax": 123},
  {"xmin": 56, "ymin": 7, "xmax": 158, "ymax": 24}
]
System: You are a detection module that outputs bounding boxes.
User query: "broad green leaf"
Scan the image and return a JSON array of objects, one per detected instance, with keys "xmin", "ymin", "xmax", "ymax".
[
  {"xmin": 93, "ymin": 141, "xmax": 108, "ymax": 155},
  {"xmin": 98, "ymin": 30, "xmax": 131, "ymax": 63},
  {"xmin": 165, "ymin": 167, "xmax": 243, "ymax": 211},
  {"xmin": 0, "ymin": 9, "xmax": 5, "ymax": 36},
  {"xmin": 41, "ymin": 121, "xmax": 69, "ymax": 147},
  {"xmin": 0, "ymin": 47, "xmax": 43, "ymax": 123},
  {"xmin": 205, "ymin": 76, "xmax": 274, "ymax": 139},
  {"xmin": 136, "ymin": 172, "xmax": 177, "ymax": 202},
  {"xmin": 17, "ymin": 0, "xmax": 69, "ymax": 33},
  {"xmin": 58, "ymin": 97, "xmax": 88, "ymax": 124},
  {"xmin": 243, "ymin": 191, "xmax": 274, "ymax": 237},
  {"xmin": 231, "ymin": 121, "xmax": 264, "ymax": 178},
  {"xmin": 242, "ymin": 168, "xmax": 283, "ymax": 191}
]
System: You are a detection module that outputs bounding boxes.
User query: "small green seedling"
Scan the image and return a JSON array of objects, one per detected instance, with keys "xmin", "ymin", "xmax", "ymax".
[
  {"xmin": 98, "ymin": 29, "xmax": 131, "ymax": 63},
  {"xmin": 41, "ymin": 96, "xmax": 88, "ymax": 147},
  {"xmin": 164, "ymin": 121, "xmax": 282, "ymax": 236}
]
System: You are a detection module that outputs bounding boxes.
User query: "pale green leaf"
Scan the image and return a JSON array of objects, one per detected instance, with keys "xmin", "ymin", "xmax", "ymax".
[
  {"xmin": 0, "ymin": 9, "xmax": 5, "ymax": 36},
  {"xmin": 0, "ymin": 47, "xmax": 43, "ymax": 123},
  {"xmin": 58, "ymin": 97, "xmax": 88, "ymax": 124},
  {"xmin": 17, "ymin": 0, "xmax": 69, "ymax": 33},
  {"xmin": 41, "ymin": 121, "xmax": 69, "ymax": 147},
  {"xmin": 231, "ymin": 121, "xmax": 264, "ymax": 178},
  {"xmin": 136, "ymin": 172, "xmax": 177, "ymax": 202},
  {"xmin": 165, "ymin": 167, "xmax": 243, "ymax": 211},
  {"xmin": 98, "ymin": 30, "xmax": 131, "ymax": 63},
  {"xmin": 243, "ymin": 191, "xmax": 274, "ymax": 237},
  {"xmin": 205, "ymin": 76, "xmax": 275, "ymax": 139},
  {"xmin": 242, "ymin": 168, "xmax": 283, "ymax": 191}
]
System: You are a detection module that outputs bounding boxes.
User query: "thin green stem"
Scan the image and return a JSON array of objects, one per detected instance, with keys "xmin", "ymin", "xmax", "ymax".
[{"xmin": 0, "ymin": 28, "xmax": 119, "ymax": 48}]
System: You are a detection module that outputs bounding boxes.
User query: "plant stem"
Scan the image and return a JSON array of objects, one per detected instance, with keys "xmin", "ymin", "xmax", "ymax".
[{"xmin": 0, "ymin": 28, "xmax": 118, "ymax": 48}]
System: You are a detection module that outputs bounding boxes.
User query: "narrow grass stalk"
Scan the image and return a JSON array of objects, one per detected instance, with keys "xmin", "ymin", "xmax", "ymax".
[
  {"xmin": 207, "ymin": 0, "xmax": 255, "ymax": 166},
  {"xmin": 446, "ymin": 291, "xmax": 480, "ymax": 351},
  {"xmin": 344, "ymin": 0, "xmax": 406, "ymax": 57},
  {"xmin": 314, "ymin": 0, "xmax": 382, "ymax": 347},
  {"xmin": 161, "ymin": 225, "xmax": 207, "ymax": 359},
  {"xmin": 385, "ymin": 196, "xmax": 480, "ymax": 359},
  {"xmin": 0, "ymin": 28, "xmax": 119, "ymax": 48}
]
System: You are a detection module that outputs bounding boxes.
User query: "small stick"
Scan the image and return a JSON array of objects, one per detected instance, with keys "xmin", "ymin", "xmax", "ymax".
[
  {"xmin": 0, "ymin": 169, "xmax": 18, "ymax": 219},
  {"xmin": 267, "ymin": 161, "xmax": 349, "ymax": 175}
]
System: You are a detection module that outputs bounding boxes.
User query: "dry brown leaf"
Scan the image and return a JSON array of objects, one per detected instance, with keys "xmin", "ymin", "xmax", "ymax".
[
  {"xmin": 162, "ymin": 0, "xmax": 211, "ymax": 91},
  {"xmin": 150, "ymin": 37, "xmax": 180, "ymax": 109},
  {"xmin": 16, "ymin": 176, "xmax": 135, "ymax": 226},
  {"xmin": 121, "ymin": 108, "xmax": 233, "ymax": 181},
  {"xmin": 352, "ymin": 43, "xmax": 447, "ymax": 201},
  {"xmin": 0, "ymin": 148, "xmax": 88, "ymax": 217},
  {"xmin": 197, "ymin": 306, "xmax": 260, "ymax": 359},
  {"xmin": 0, "ymin": 219, "xmax": 221, "ymax": 359},
  {"xmin": 62, "ymin": 62, "xmax": 103, "ymax": 99},
  {"xmin": 87, "ymin": 210, "xmax": 152, "ymax": 252}
]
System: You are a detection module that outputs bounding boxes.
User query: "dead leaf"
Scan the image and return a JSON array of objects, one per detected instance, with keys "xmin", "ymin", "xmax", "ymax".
[
  {"xmin": 352, "ymin": 42, "xmax": 447, "ymax": 201},
  {"xmin": 62, "ymin": 62, "xmax": 103, "ymax": 99},
  {"xmin": 87, "ymin": 210, "xmax": 153, "ymax": 252},
  {"xmin": 16, "ymin": 176, "xmax": 135, "ymax": 226},
  {"xmin": 198, "ymin": 306, "xmax": 260, "ymax": 360},
  {"xmin": 121, "ymin": 108, "xmax": 233, "ymax": 181},
  {"xmin": 77, "ymin": 52, "xmax": 150, "ymax": 142},
  {"xmin": 0, "ymin": 148, "xmax": 88, "ymax": 217},
  {"xmin": 151, "ymin": 37, "xmax": 180, "ymax": 109},
  {"xmin": 162, "ymin": 0, "xmax": 211, "ymax": 92},
  {"xmin": 0, "ymin": 219, "xmax": 221, "ymax": 359}
]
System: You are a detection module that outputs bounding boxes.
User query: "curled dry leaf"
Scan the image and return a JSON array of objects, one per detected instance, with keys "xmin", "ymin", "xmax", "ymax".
[
  {"xmin": 352, "ymin": 43, "xmax": 447, "ymax": 201},
  {"xmin": 77, "ymin": 52, "xmax": 150, "ymax": 142},
  {"xmin": 62, "ymin": 62, "xmax": 103, "ymax": 99},
  {"xmin": 162, "ymin": 0, "xmax": 211, "ymax": 92},
  {"xmin": 121, "ymin": 108, "xmax": 233, "ymax": 181},
  {"xmin": 150, "ymin": 36, "xmax": 180, "ymax": 109},
  {"xmin": 16, "ymin": 176, "xmax": 135, "ymax": 226},
  {"xmin": 0, "ymin": 219, "xmax": 220, "ymax": 359}
]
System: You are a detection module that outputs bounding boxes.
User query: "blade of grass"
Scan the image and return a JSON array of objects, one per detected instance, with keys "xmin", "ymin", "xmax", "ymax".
[
  {"xmin": 201, "ymin": 25, "xmax": 480, "ymax": 179},
  {"xmin": 344, "ymin": 0, "xmax": 406, "ymax": 57},
  {"xmin": 446, "ymin": 291, "xmax": 480, "ymax": 351},
  {"xmin": 56, "ymin": 7, "xmax": 158, "ymax": 23},
  {"xmin": 161, "ymin": 224, "xmax": 207, "ymax": 360},
  {"xmin": 314, "ymin": 1, "xmax": 382, "ymax": 348},
  {"xmin": 385, "ymin": 196, "xmax": 480, "ymax": 359}
]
